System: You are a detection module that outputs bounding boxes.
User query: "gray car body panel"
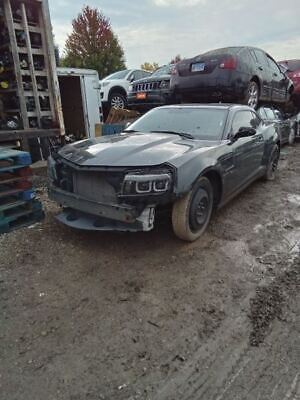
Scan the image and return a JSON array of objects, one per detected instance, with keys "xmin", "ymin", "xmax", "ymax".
[{"xmin": 51, "ymin": 104, "xmax": 279, "ymax": 231}]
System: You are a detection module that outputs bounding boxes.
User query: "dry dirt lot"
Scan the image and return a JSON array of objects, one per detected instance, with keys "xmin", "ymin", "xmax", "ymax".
[{"xmin": 0, "ymin": 145, "xmax": 299, "ymax": 400}]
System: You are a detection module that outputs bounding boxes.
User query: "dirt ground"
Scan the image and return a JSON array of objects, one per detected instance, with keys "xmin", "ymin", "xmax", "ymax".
[{"xmin": 0, "ymin": 145, "xmax": 299, "ymax": 400}]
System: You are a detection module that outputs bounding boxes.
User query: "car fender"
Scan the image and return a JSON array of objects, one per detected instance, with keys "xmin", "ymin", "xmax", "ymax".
[
  {"xmin": 261, "ymin": 125, "xmax": 280, "ymax": 166},
  {"xmin": 108, "ymin": 83, "xmax": 129, "ymax": 97},
  {"xmin": 170, "ymin": 154, "xmax": 223, "ymax": 195}
]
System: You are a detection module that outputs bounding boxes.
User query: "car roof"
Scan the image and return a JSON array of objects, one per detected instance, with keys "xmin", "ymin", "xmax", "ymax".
[{"xmin": 157, "ymin": 103, "xmax": 254, "ymax": 111}]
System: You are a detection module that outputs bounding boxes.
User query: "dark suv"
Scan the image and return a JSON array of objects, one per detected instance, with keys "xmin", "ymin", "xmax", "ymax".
[
  {"xmin": 171, "ymin": 46, "xmax": 293, "ymax": 109},
  {"xmin": 127, "ymin": 65, "xmax": 174, "ymax": 111}
]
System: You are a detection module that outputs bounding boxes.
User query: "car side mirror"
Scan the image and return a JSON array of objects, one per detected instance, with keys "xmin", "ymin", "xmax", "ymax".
[{"xmin": 230, "ymin": 127, "xmax": 256, "ymax": 143}]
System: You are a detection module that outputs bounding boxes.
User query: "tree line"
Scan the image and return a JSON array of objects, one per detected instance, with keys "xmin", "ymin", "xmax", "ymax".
[{"xmin": 59, "ymin": 6, "xmax": 182, "ymax": 79}]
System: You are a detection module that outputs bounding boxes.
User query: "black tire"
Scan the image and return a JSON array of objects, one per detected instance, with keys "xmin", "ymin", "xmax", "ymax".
[
  {"xmin": 172, "ymin": 176, "xmax": 213, "ymax": 241},
  {"xmin": 264, "ymin": 144, "xmax": 280, "ymax": 181},
  {"xmin": 108, "ymin": 92, "xmax": 127, "ymax": 110},
  {"xmin": 243, "ymin": 80, "xmax": 260, "ymax": 109}
]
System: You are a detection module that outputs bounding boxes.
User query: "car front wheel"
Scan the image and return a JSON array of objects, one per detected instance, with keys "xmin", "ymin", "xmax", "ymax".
[
  {"xmin": 109, "ymin": 92, "xmax": 127, "ymax": 109},
  {"xmin": 172, "ymin": 176, "xmax": 213, "ymax": 241}
]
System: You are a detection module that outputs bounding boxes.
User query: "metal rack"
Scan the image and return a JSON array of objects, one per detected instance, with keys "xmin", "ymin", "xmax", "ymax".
[{"xmin": 0, "ymin": 0, "xmax": 64, "ymax": 147}]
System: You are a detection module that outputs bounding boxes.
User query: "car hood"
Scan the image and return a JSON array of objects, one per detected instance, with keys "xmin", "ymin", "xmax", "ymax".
[
  {"xmin": 100, "ymin": 79, "xmax": 127, "ymax": 87},
  {"xmin": 58, "ymin": 133, "xmax": 219, "ymax": 167},
  {"xmin": 132, "ymin": 75, "xmax": 171, "ymax": 84}
]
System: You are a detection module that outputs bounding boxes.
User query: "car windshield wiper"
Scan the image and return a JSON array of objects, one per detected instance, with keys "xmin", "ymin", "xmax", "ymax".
[
  {"xmin": 124, "ymin": 129, "xmax": 140, "ymax": 133},
  {"xmin": 150, "ymin": 130, "xmax": 194, "ymax": 139}
]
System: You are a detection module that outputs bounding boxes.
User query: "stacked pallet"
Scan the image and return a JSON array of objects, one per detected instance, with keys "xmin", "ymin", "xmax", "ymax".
[{"xmin": 0, "ymin": 147, "xmax": 44, "ymax": 233}]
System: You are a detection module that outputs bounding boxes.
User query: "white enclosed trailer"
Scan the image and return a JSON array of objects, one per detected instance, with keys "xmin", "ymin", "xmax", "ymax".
[{"xmin": 57, "ymin": 67, "xmax": 102, "ymax": 140}]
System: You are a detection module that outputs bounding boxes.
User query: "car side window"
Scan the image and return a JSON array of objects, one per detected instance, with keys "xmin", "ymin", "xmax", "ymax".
[
  {"xmin": 267, "ymin": 56, "xmax": 281, "ymax": 75},
  {"xmin": 133, "ymin": 71, "xmax": 143, "ymax": 80},
  {"xmin": 141, "ymin": 70, "xmax": 151, "ymax": 78},
  {"xmin": 257, "ymin": 107, "xmax": 267, "ymax": 119},
  {"xmin": 231, "ymin": 111, "xmax": 257, "ymax": 135},
  {"xmin": 254, "ymin": 50, "xmax": 269, "ymax": 68},
  {"xmin": 127, "ymin": 71, "xmax": 136, "ymax": 81},
  {"xmin": 264, "ymin": 108, "xmax": 275, "ymax": 120}
]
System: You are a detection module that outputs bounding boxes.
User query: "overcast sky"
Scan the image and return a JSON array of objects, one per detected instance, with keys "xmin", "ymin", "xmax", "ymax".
[{"xmin": 49, "ymin": 0, "xmax": 300, "ymax": 69}]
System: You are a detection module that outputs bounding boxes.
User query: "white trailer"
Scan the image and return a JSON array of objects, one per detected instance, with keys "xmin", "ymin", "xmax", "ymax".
[{"xmin": 57, "ymin": 67, "xmax": 102, "ymax": 140}]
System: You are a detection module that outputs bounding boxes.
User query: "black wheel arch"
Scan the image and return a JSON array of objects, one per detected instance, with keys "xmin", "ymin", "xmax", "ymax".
[
  {"xmin": 108, "ymin": 86, "xmax": 127, "ymax": 99},
  {"xmin": 201, "ymin": 169, "xmax": 223, "ymax": 208},
  {"xmin": 250, "ymin": 76, "xmax": 261, "ymax": 93}
]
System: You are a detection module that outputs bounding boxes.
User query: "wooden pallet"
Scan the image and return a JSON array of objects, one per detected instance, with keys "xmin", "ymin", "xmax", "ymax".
[
  {"xmin": 0, "ymin": 199, "xmax": 44, "ymax": 234},
  {"xmin": 0, "ymin": 147, "xmax": 32, "ymax": 172}
]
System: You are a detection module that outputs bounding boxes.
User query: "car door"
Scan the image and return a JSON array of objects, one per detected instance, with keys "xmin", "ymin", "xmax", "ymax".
[
  {"xmin": 267, "ymin": 55, "xmax": 288, "ymax": 102},
  {"xmin": 227, "ymin": 110, "xmax": 264, "ymax": 188},
  {"xmin": 252, "ymin": 49, "xmax": 273, "ymax": 101}
]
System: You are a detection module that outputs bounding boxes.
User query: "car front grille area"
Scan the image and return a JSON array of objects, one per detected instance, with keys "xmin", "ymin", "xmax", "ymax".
[
  {"xmin": 132, "ymin": 81, "xmax": 161, "ymax": 92},
  {"xmin": 54, "ymin": 162, "xmax": 124, "ymax": 204}
]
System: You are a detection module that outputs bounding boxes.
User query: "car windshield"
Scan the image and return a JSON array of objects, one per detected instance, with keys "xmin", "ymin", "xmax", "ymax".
[
  {"xmin": 125, "ymin": 107, "xmax": 228, "ymax": 140},
  {"xmin": 103, "ymin": 70, "xmax": 130, "ymax": 80},
  {"xmin": 151, "ymin": 65, "xmax": 173, "ymax": 77}
]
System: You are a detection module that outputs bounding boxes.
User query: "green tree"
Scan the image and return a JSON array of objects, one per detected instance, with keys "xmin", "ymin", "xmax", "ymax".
[
  {"xmin": 141, "ymin": 61, "xmax": 159, "ymax": 72},
  {"xmin": 62, "ymin": 6, "xmax": 126, "ymax": 78}
]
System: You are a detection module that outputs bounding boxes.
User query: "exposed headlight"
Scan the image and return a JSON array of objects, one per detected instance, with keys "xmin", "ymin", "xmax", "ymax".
[
  {"xmin": 128, "ymin": 84, "xmax": 133, "ymax": 92},
  {"xmin": 122, "ymin": 172, "xmax": 172, "ymax": 195},
  {"xmin": 159, "ymin": 80, "xmax": 169, "ymax": 89}
]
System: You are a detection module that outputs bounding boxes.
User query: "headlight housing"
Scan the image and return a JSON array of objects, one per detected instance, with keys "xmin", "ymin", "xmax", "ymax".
[
  {"xmin": 159, "ymin": 80, "xmax": 170, "ymax": 89},
  {"xmin": 128, "ymin": 84, "xmax": 133, "ymax": 92},
  {"xmin": 122, "ymin": 171, "xmax": 172, "ymax": 196}
]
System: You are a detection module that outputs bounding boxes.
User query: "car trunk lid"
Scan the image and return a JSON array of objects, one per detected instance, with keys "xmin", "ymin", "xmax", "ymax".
[{"xmin": 177, "ymin": 51, "xmax": 238, "ymax": 77}]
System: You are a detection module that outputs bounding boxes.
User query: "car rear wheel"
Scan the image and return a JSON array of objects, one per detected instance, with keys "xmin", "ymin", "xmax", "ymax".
[
  {"xmin": 109, "ymin": 92, "xmax": 127, "ymax": 109},
  {"xmin": 264, "ymin": 145, "xmax": 280, "ymax": 181},
  {"xmin": 172, "ymin": 176, "xmax": 213, "ymax": 241},
  {"xmin": 244, "ymin": 81, "xmax": 259, "ymax": 109}
]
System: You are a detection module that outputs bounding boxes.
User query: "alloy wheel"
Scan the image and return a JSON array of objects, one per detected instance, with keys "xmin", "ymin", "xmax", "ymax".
[
  {"xmin": 111, "ymin": 95, "xmax": 125, "ymax": 109},
  {"xmin": 247, "ymin": 82, "xmax": 259, "ymax": 109}
]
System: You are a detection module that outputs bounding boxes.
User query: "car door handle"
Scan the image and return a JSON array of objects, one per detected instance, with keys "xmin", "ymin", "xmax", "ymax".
[
  {"xmin": 273, "ymin": 73, "xmax": 278, "ymax": 77},
  {"xmin": 258, "ymin": 66, "xmax": 263, "ymax": 71}
]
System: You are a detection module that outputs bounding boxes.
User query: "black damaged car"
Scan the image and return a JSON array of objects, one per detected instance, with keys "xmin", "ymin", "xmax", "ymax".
[
  {"xmin": 49, "ymin": 104, "xmax": 280, "ymax": 241},
  {"xmin": 171, "ymin": 46, "xmax": 293, "ymax": 109},
  {"xmin": 127, "ymin": 64, "xmax": 174, "ymax": 111}
]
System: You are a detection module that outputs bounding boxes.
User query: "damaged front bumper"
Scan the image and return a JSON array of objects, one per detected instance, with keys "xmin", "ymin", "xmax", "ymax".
[{"xmin": 49, "ymin": 185, "xmax": 156, "ymax": 232}]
